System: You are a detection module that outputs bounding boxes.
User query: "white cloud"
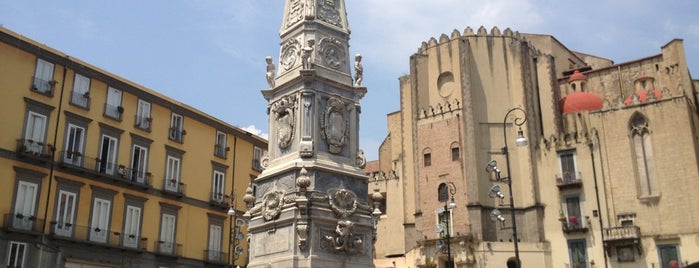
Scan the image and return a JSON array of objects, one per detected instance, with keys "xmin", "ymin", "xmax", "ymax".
[{"xmin": 241, "ymin": 125, "xmax": 269, "ymax": 140}]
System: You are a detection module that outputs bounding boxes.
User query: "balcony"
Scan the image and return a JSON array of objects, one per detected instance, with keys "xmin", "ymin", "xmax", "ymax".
[
  {"xmin": 104, "ymin": 104, "xmax": 123, "ymax": 120},
  {"xmin": 204, "ymin": 250, "xmax": 228, "ymax": 264},
  {"xmin": 603, "ymin": 226, "xmax": 642, "ymax": 255},
  {"xmin": 2, "ymin": 213, "xmax": 44, "ymax": 233},
  {"xmin": 48, "ymin": 222, "xmax": 148, "ymax": 251},
  {"xmin": 16, "ymin": 139, "xmax": 53, "ymax": 161},
  {"xmin": 31, "ymin": 76, "xmax": 55, "ymax": 96},
  {"xmin": 163, "ymin": 179, "xmax": 186, "ymax": 197},
  {"xmin": 156, "ymin": 240, "xmax": 183, "ymax": 257},
  {"xmin": 560, "ymin": 215, "xmax": 588, "ymax": 234},
  {"xmin": 214, "ymin": 144, "xmax": 228, "ymax": 158},
  {"xmin": 70, "ymin": 91, "xmax": 90, "ymax": 109},
  {"xmin": 56, "ymin": 151, "xmax": 152, "ymax": 190},
  {"xmin": 556, "ymin": 171, "xmax": 582, "ymax": 189},
  {"xmin": 209, "ymin": 192, "xmax": 231, "ymax": 209},
  {"xmin": 134, "ymin": 115, "xmax": 152, "ymax": 131}
]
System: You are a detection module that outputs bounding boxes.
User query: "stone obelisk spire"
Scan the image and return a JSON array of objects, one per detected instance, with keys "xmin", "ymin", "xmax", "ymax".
[{"xmin": 244, "ymin": 0, "xmax": 377, "ymax": 267}]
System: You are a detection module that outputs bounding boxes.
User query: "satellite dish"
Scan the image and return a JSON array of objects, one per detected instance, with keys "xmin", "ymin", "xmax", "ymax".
[
  {"xmin": 435, "ymin": 207, "xmax": 445, "ymax": 215},
  {"xmin": 235, "ymin": 232, "xmax": 245, "ymax": 240},
  {"xmin": 436, "ymin": 239, "xmax": 444, "ymax": 249},
  {"xmin": 234, "ymin": 246, "xmax": 244, "ymax": 255},
  {"xmin": 235, "ymin": 219, "xmax": 246, "ymax": 227}
]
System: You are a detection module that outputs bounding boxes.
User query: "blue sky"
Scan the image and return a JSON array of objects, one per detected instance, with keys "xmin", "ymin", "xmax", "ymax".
[{"xmin": 2, "ymin": 0, "xmax": 698, "ymax": 161}]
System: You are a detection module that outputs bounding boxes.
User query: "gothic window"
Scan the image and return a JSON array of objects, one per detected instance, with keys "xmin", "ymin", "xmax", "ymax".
[
  {"xmin": 629, "ymin": 114, "xmax": 658, "ymax": 197},
  {"xmin": 438, "ymin": 183, "xmax": 448, "ymax": 202}
]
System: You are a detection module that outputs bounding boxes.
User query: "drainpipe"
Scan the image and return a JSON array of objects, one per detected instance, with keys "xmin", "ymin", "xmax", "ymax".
[
  {"xmin": 41, "ymin": 58, "xmax": 68, "ymax": 234},
  {"xmin": 589, "ymin": 129, "xmax": 608, "ymax": 268}
]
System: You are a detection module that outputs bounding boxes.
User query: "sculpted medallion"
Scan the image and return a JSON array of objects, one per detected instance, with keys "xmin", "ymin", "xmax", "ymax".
[
  {"xmin": 286, "ymin": 0, "xmax": 303, "ymax": 29},
  {"xmin": 261, "ymin": 189, "xmax": 285, "ymax": 221},
  {"xmin": 273, "ymin": 95, "xmax": 297, "ymax": 149},
  {"xmin": 328, "ymin": 188, "xmax": 358, "ymax": 218},
  {"xmin": 318, "ymin": 37, "xmax": 345, "ymax": 70},
  {"xmin": 320, "ymin": 97, "xmax": 348, "ymax": 154},
  {"xmin": 280, "ymin": 39, "xmax": 301, "ymax": 70},
  {"xmin": 318, "ymin": 0, "xmax": 341, "ymax": 26}
]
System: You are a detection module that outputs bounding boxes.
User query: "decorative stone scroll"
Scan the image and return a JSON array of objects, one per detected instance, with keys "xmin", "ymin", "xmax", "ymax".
[
  {"xmin": 322, "ymin": 220, "xmax": 363, "ymax": 253},
  {"xmin": 273, "ymin": 95, "xmax": 297, "ymax": 149},
  {"xmin": 249, "ymin": 189, "xmax": 284, "ymax": 221},
  {"xmin": 328, "ymin": 188, "xmax": 358, "ymax": 218},
  {"xmin": 320, "ymin": 97, "xmax": 348, "ymax": 154}
]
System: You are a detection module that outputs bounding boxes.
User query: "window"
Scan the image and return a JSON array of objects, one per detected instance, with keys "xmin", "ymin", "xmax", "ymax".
[
  {"xmin": 211, "ymin": 170, "xmax": 225, "ymax": 203},
  {"xmin": 423, "ymin": 148, "xmax": 431, "ymax": 167},
  {"xmin": 159, "ymin": 213, "xmax": 177, "ymax": 254},
  {"xmin": 32, "ymin": 58, "xmax": 55, "ymax": 95},
  {"xmin": 207, "ymin": 224, "xmax": 223, "ymax": 262},
  {"xmin": 568, "ymin": 239, "xmax": 588, "ymax": 268},
  {"xmin": 98, "ymin": 134, "xmax": 119, "ymax": 175},
  {"xmin": 618, "ymin": 213, "xmax": 636, "ymax": 226},
  {"xmin": 13, "ymin": 181, "xmax": 39, "ymax": 231},
  {"xmin": 130, "ymin": 145, "xmax": 149, "ymax": 183},
  {"xmin": 23, "ymin": 111, "xmax": 48, "ymax": 155},
  {"xmin": 169, "ymin": 113, "xmax": 184, "ymax": 142},
  {"xmin": 438, "ymin": 183, "xmax": 448, "ymax": 202},
  {"xmin": 617, "ymin": 245, "xmax": 635, "ymax": 262},
  {"xmin": 558, "ymin": 150, "xmax": 579, "ymax": 183},
  {"xmin": 6, "ymin": 241, "xmax": 27, "ymax": 268},
  {"xmin": 214, "ymin": 131, "xmax": 227, "ymax": 157},
  {"xmin": 451, "ymin": 144, "xmax": 460, "ymax": 161},
  {"xmin": 135, "ymin": 100, "xmax": 152, "ymax": 130},
  {"xmin": 70, "ymin": 73, "xmax": 90, "ymax": 108},
  {"xmin": 63, "ymin": 124, "xmax": 85, "ymax": 166},
  {"xmin": 253, "ymin": 146, "xmax": 264, "ymax": 171},
  {"xmin": 54, "ymin": 190, "xmax": 77, "ymax": 237},
  {"xmin": 123, "ymin": 205, "xmax": 142, "ymax": 248},
  {"xmin": 105, "ymin": 87, "xmax": 123, "ymax": 120},
  {"xmin": 657, "ymin": 244, "xmax": 681, "ymax": 268},
  {"xmin": 630, "ymin": 114, "xmax": 658, "ymax": 197},
  {"xmin": 165, "ymin": 156, "xmax": 181, "ymax": 193},
  {"xmin": 89, "ymin": 197, "xmax": 111, "ymax": 243},
  {"xmin": 437, "ymin": 209, "xmax": 453, "ymax": 236},
  {"xmin": 564, "ymin": 196, "xmax": 584, "ymax": 230}
]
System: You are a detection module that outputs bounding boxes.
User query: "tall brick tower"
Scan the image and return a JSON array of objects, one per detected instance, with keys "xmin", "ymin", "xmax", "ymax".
[{"xmin": 243, "ymin": 0, "xmax": 376, "ymax": 267}]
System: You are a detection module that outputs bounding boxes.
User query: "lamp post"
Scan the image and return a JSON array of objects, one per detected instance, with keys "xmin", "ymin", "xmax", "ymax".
[
  {"xmin": 435, "ymin": 182, "xmax": 457, "ymax": 268},
  {"xmin": 485, "ymin": 107, "xmax": 527, "ymax": 268}
]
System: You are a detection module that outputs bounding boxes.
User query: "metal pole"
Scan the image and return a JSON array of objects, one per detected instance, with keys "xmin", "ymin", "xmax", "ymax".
[
  {"xmin": 502, "ymin": 107, "xmax": 525, "ymax": 268},
  {"xmin": 445, "ymin": 203, "xmax": 452, "ymax": 268}
]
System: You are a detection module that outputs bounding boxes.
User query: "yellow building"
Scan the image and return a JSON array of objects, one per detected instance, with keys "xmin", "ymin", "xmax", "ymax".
[{"xmin": 0, "ymin": 26, "xmax": 266, "ymax": 267}]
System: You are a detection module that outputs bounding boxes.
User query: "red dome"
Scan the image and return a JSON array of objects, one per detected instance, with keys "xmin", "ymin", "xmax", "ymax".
[
  {"xmin": 560, "ymin": 92, "xmax": 603, "ymax": 113},
  {"xmin": 624, "ymin": 89, "xmax": 663, "ymax": 106},
  {"xmin": 568, "ymin": 70, "xmax": 587, "ymax": 82}
]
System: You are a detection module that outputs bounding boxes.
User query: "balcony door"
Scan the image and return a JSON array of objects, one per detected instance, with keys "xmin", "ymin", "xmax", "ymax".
[
  {"xmin": 63, "ymin": 124, "xmax": 85, "ymax": 166},
  {"xmin": 54, "ymin": 190, "xmax": 76, "ymax": 237},
  {"xmin": 208, "ymin": 225, "xmax": 222, "ymax": 261},
  {"xmin": 123, "ymin": 205, "xmax": 141, "ymax": 248},
  {"xmin": 24, "ymin": 112, "xmax": 47, "ymax": 154},
  {"xmin": 160, "ymin": 213, "xmax": 176, "ymax": 254},
  {"xmin": 89, "ymin": 198, "xmax": 111, "ymax": 243},
  {"xmin": 98, "ymin": 135, "xmax": 118, "ymax": 175},
  {"xmin": 13, "ymin": 181, "xmax": 38, "ymax": 230}
]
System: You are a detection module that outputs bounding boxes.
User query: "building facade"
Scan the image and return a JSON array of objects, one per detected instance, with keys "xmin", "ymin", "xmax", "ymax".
[
  {"xmin": 369, "ymin": 26, "xmax": 699, "ymax": 268},
  {"xmin": 0, "ymin": 27, "xmax": 266, "ymax": 267}
]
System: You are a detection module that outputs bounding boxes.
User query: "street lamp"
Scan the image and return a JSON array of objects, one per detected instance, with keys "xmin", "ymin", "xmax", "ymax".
[
  {"xmin": 484, "ymin": 107, "xmax": 527, "ymax": 268},
  {"xmin": 435, "ymin": 182, "xmax": 457, "ymax": 268}
]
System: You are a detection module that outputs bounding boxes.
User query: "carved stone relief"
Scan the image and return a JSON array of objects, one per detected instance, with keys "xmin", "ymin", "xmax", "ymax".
[
  {"xmin": 281, "ymin": 39, "xmax": 301, "ymax": 70},
  {"xmin": 261, "ymin": 189, "xmax": 285, "ymax": 221},
  {"xmin": 286, "ymin": 0, "xmax": 304, "ymax": 29},
  {"xmin": 322, "ymin": 220, "xmax": 364, "ymax": 253},
  {"xmin": 318, "ymin": 37, "xmax": 345, "ymax": 70},
  {"xmin": 273, "ymin": 95, "xmax": 298, "ymax": 149},
  {"xmin": 318, "ymin": 0, "xmax": 341, "ymax": 26},
  {"xmin": 320, "ymin": 97, "xmax": 348, "ymax": 154},
  {"xmin": 328, "ymin": 188, "xmax": 358, "ymax": 218}
]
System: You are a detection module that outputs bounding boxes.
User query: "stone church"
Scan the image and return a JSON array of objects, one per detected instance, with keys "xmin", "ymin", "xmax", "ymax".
[{"xmin": 366, "ymin": 26, "xmax": 699, "ymax": 268}]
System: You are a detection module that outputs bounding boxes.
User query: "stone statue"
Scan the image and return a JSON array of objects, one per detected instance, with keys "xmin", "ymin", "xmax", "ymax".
[
  {"xmin": 353, "ymin": 54, "xmax": 363, "ymax": 87},
  {"xmin": 265, "ymin": 56, "xmax": 276, "ymax": 88},
  {"xmin": 301, "ymin": 40, "xmax": 315, "ymax": 69}
]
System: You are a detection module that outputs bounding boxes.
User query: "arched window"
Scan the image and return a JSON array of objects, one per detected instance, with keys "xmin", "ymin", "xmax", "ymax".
[
  {"xmin": 630, "ymin": 113, "xmax": 657, "ymax": 197},
  {"xmin": 438, "ymin": 183, "xmax": 448, "ymax": 202}
]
